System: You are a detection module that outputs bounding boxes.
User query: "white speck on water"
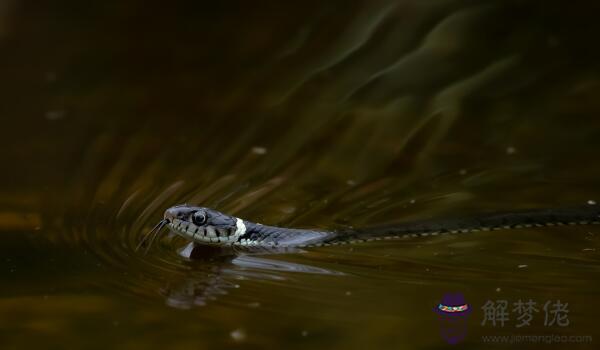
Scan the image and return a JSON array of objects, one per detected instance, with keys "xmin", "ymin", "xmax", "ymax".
[
  {"xmin": 345, "ymin": 291, "xmax": 352, "ymax": 296},
  {"xmin": 409, "ymin": 199, "xmax": 416, "ymax": 204},
  {"xmin": 45, "ymin": 110, "xmax": 66, "ymax": 121},
  {"xmin": 251, "ymin": 146, "xmax": 267, "ymax": 155},
  {"xmin": 247, "ymin": 302, "xmax": 260, "ymax": 308},
  {"xmin": 506, "ymin": 146, "xmax": 517, "ymax": 155},
  {"xmin": 234, "ymin": 284, "xmax": 240, "ymax": 288},
  {"xmin": 230, "ymin": 329, "xmax": 246, "ymax": 342},
  {"xmin": 587, "ymin": 200, "xmax": 597, "ymax": 205},
  {"xmin": 346, "ymin": 179, "xmax": 357, "ymax": 186},
  {"xmin": 517, "ymin": 264, "xmax": 528, "ymax": 269},
  {"xmin": 281, "ymin": 206, "xmax": 296, "ymax": 214},
  {"xmin": 495, "ymin": 287, "xmax": 502, "ymax": 292},
  {"xmin": 459, "ymin": 169, "xmax": 468, "ymax": 175},
  {"xmin": 301, "ymin": 330, "xmax": 309, "ymax": 337},
  {"xmin": 582, "ymin": 248, "xmax": 596, "ymax": 252}
]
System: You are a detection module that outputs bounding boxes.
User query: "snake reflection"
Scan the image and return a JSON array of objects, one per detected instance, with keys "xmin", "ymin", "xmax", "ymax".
[{"xmin": 162, "ymin": 247, "xmax": 343, "ymax": 309}]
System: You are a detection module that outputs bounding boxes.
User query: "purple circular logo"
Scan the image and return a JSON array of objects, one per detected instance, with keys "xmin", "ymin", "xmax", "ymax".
[{"xmin": 434, "ymin": 292, "xmax": 472, "ymax": 344}]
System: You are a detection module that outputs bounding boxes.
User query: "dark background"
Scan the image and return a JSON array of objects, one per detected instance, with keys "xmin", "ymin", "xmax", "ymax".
[{"xmin": 1, "ymin": 1, "xmax": 599, "ymax": 349}]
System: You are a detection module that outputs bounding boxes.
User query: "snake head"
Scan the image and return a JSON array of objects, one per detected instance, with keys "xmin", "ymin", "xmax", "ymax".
[{"xmin": 164, "ymin": 205, "xmax": 246, "ymax": 245}]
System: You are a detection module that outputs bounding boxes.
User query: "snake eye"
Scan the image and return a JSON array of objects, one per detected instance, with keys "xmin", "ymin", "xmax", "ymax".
[{"xmin": 192, "ymin": 211, "xmax": 207, "ymax": 226}]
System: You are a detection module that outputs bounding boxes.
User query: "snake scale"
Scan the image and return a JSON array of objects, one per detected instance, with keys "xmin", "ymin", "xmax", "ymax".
[{"xmin": 137, "ymin": 203, "xmax": 600, "ymax": 252}]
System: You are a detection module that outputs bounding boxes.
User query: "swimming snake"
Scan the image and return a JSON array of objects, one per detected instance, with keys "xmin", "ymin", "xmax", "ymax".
[{"xmin": 137, "ymin": 203, "xmax": 600, "ymax": 253}]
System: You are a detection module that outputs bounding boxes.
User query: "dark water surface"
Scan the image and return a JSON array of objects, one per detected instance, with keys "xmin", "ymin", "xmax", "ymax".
[{"xmin": 2, "ymin": 0, "xmax": 600, "ymax": 349}]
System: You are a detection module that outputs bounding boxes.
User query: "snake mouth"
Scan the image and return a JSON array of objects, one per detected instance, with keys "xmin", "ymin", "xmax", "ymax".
[{"xmin": 168, "ymin": 218, "xmax": 243, "ymax": 245}]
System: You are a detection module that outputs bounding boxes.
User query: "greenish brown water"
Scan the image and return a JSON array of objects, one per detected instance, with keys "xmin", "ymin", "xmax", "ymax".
[{"xmin": 2, "ymin": 0, "xmax": 600, "ymax": 348}]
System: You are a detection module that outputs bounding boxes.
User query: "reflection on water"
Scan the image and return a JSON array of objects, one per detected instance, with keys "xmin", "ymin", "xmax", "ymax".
[
  {"xmin": 2, "ymin": 0, "xmax": 600, "ymax": 348},
  {"xmin": 164, "ymin": 250, "xmax": 344, "ymax": 310}
]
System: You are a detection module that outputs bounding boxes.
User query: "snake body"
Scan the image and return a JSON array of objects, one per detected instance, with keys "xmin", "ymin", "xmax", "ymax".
[{"xmin": 139, "ymin": 203, "xmax": 600, "ymax": 251}]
